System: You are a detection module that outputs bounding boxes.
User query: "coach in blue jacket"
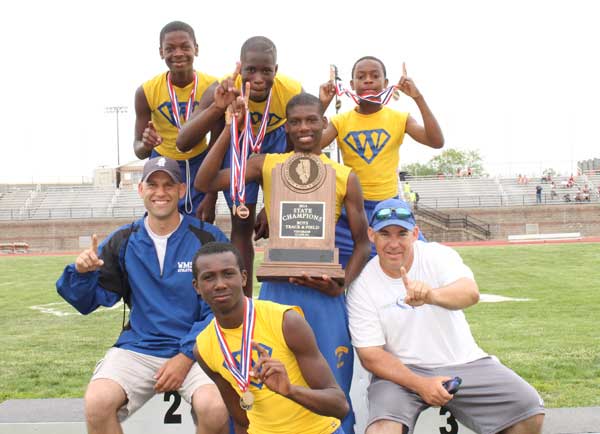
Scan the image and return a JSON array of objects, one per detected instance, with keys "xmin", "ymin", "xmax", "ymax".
[{"xmin": 57, "ymin": 156, "xmax": 230, "ymax": 434}]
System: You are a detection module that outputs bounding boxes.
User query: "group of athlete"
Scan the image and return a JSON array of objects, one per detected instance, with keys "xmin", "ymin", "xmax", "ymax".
[{"xmin": 57, "ymin": 20, "xmax": 545, "ymax": 434}]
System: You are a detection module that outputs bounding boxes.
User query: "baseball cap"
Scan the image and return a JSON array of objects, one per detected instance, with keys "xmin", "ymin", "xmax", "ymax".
[
  {"xmin": 370, "ymin": 198, "xmax": 416, "ymax": 232},
  {"xmin": 141, "ymin": 156, "xmax": 182, "ymax": 183}
]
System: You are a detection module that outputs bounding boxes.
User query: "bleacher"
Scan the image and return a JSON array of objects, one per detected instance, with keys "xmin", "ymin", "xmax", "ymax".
[
  {"xmin": 0, "ymin": 171, "xmax": 596, "ymax": 221},
  {"xmin": 404, "ymin": 174, "xmax": 595, "ymax": 209}
]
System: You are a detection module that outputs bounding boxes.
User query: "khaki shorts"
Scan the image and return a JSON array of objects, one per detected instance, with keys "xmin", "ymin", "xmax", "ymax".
[
  {"xmin": 91, "ymin": 347, "xmax": 213, "ymax": 420},
  {"xmin": 367, "ymin": 357, "xmax": 545, "ymax": 434}
]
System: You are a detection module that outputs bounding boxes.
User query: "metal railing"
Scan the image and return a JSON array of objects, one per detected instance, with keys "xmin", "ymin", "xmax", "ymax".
[
  {"xmin": 415, "ymin": 204, "xmax": 491, "ymax": 238},
  {"xmin": 0, "ymin": 207, "xmax": 146, "ymax": 221}
]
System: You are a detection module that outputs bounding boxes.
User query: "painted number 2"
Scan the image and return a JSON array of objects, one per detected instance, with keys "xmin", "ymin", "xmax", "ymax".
[
  {"xmin": 164, "ymin": 391, "xmax": 182, "ymax": 424},
  {"xmin": 439, "ymin": 406, "xmax": 459, "ymax": 434}
]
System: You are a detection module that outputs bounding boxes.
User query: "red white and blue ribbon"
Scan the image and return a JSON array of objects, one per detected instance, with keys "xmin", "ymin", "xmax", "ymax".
[
  {"xmin": 229, "ymin": 112, "xmax": 249, "ymax": 208},
  {"xmin": 228, "ymin": 86, "xmax": 272, "ymax": 207},
  {"xmin": 242, "ymin": 86, "xmax": 272, "ymax": 154},
  {"xmin": 332, "ymin": 75, "xmax": 397, "ymax": 106},
  {"xmin": 166, "ymin": 71, "xmax": 198, "ymax": 130},
  {"xmin": 214, "ymin": 297, "xmax": 256, "ymax": 393}
]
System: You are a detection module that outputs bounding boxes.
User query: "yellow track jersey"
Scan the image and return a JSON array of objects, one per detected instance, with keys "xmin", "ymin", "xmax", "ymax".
[
  {"xmin": 233, "ymin": 73, "xmax": 302, "ymax": 134},
  {"xmin": 261, "ymin": 152, "xmax": 350, "ymax": 224},
  {"xmin": 142, "ymin": 71, "xmax": 217, "ymax": 160},
  {"xmin": 196, "ymin": 300, "xmax": 340, "ymax": 434},
  {"xmin": 331, "ymin": 107, "xmax": 409, "ymax": 200}
]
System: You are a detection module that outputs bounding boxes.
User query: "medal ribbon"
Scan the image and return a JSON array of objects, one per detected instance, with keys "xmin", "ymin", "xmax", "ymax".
[
  {"xmin": 229, "ymin": 112, "xmax": 250, "ymax": 207},
  {"xmin": 166, "ymin": 71, "xmax": 198, "ymax": 129},
  {"xmin": 333, "ymin": 76, "xmax": 397, "ymax": 106},
  {"xmin": 214, "ymin": 297, "xmax": 256, "ymax": 393},
  {"xmin": 242, "ymin": 86, "xmax": 272, "ymax": 154},
  {"xmin": 229, "ymin": 115, "xmax": 241, "ymax": 208}
]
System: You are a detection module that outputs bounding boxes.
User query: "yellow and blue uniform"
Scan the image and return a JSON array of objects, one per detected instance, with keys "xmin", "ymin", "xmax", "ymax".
[
  {"xmin": 331, "ymin": 107, "xmax": 424, "ymax": 266},
  {"xmin": 143, "ymin": 70, "xmax": 217, "ymax": 214},
  {"xmin": 259, "ymin": 152, "xmax": 355, "ymax": 434},
  {"xmin": 223, "ymin": 74, "xmax": 302, "ymax": 206},
  {"xmin": 196, "ymin": 300, "xmax": 341, "ymax": 434},
  {"xmin": 331, "ymin": 107, "xmax": 408, "ymax": 201}
]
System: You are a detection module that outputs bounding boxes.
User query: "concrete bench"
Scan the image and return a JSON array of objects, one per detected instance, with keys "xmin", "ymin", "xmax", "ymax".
[
  {"xmin": 0, "ymin": 242, "xmax": 29, "ymax": 253},
  {"xmin": 508, "ymin": 232, "xmax": 582, "ymax": 242},
  {"xmin": 1, "ymin": 395, "xmax": 599, "ymax": 434}
]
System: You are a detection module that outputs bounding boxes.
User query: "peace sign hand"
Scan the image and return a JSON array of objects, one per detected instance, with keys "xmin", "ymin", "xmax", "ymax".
[
  {"xmin": 401, "ymin": 266, "xmax": 431, "ymax": 307},
  {"xmin": 250, "ymin": 342, "xmax": 292, "ymax": 397},
  {"xmin": 397, "ymin": 62, "xmax": 422, "ymax": 99},
  {"xmin": 75, "ymin": 234, "xmax": 104, "ymax": 273}
]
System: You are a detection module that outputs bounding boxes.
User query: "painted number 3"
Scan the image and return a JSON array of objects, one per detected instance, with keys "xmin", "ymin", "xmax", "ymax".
[
  {"xmin": 439, "ymin": 406, "xmax": 459, "ymax": 434},
  {"xmin": 164, "ymin": 391, "xmax": 182, "ymax": 424}
]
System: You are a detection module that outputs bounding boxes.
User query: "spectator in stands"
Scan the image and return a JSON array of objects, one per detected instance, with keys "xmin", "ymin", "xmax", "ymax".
[
  {"xmin": 347, "ymin": 198, "xmax": 545, "ymax": 434},
  {"xmin": 56, "ymin": 157, "xmax": 230, "ymax": 434},
  {"xmin": 575, "ymin": 188, "xmax": 583, "ymax": 202},
  {"xmin": 536, "ymin": 185, "xmax": 543, "ymax": 204},
  {"xmin": 550, "ymin": 181, "xmax": 558, "ymax": 199},
  {"xmin": 567, "ymin": 174, "xmax": 575, "ymax": 188},
  {"xmin": 517, "ymin": 174, "xmax": 524, "ymax": 185},
  {"xmin": 403, "ymin": 181, "xmax": 412, "ymax": 201},
  {"xmin": 133, "ymin": 21, "xmax": 218, "ymax": 219},
  {"xmin": 564, "ymin": 192, "xmax": 572, "ymax": 202},
  {"xmin": 466, "ymin": 167, "xmax": 473, "ymax": 177},
  {"xmin": 582, "ymin": 184, "xmax": 591, "ymax": 201},
  {"xmin": 597, "ymin": 185, "xmax": 600, "ymax": 199}
]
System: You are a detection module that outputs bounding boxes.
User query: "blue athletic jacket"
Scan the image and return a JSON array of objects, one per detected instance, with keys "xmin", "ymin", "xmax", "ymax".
[{"xmin": 56, "ymin": 214, "xmax": 228, "ymax": 359}]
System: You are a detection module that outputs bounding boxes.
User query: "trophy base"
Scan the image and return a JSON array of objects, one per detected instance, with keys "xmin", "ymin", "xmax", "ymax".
[{"xmin": 256, "ymin": 261, "xmax": 345, "ymax": 282}]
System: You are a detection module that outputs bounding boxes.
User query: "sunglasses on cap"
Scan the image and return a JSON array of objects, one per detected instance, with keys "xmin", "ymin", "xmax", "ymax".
[{"xmin": 372, "ymin": 207, "xmax": 413, "ymax": 223}]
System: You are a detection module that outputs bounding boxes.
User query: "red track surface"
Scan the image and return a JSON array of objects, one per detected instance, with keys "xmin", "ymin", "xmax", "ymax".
[{"xmin": 3, "ymin": 236, "xmax": 600, "ymax": 257}]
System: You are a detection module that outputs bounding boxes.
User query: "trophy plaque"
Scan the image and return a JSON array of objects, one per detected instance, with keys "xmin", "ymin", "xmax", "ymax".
[{"xmin": 256, "ymin": 153, "xmax": 344, "ymax": 282}]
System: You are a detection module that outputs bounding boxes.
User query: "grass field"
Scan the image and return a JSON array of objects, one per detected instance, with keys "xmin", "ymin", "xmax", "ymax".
[{"xmin": 1, "ymin": 243, "xmax": 599, "ymax": 407}]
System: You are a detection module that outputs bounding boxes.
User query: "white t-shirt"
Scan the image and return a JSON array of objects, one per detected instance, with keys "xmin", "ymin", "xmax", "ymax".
[
  {"xmin": 347, "ymin": 241, "xmax": 487, "ymax": 368},
  {"xmin": 144, "ymin": 214, "xmax": 183, "ymax": 274}
]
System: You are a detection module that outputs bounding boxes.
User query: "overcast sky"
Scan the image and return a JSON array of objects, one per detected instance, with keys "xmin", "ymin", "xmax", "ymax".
[{"xmin": 2, "ymin": 0, "xmax": 598, "ymax": 183}]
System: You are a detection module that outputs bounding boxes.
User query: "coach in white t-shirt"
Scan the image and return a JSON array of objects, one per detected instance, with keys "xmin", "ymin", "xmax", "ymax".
[{"xmin": 347, "ymin": 198, "xmax": 545, "ymax": 434}]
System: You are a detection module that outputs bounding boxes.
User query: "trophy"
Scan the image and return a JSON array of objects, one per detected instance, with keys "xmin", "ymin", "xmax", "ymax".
[{"xmin": 256, "ymin": 152, "xmax": 344, "ymax": 281}]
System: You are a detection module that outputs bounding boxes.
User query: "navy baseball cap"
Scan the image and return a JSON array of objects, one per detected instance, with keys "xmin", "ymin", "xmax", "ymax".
[
  {"xmin": 141, "ymin": 156, "xmax": 182, "ymax": 183},
  {"xmin": 370, "ymin": 198, "xmax": 416, "ymax": 232}
]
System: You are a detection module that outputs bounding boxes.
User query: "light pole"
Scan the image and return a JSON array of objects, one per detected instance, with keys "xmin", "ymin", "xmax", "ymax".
[{"xmin": 105, "ymin": 106, "xmax": 128, "ymax": 166}]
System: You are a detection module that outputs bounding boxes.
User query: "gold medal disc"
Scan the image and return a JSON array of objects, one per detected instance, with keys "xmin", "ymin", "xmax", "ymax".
[{"xmin": 240, "ymin": 390, "xmax": 254, "ymax": 411}]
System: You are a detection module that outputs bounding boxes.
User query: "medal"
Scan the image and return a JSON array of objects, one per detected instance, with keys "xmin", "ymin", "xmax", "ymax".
[
  {"xmin": 214, "ymin": 297, "xmax": 257, "ymax": 412},
  {"xmin": 237, "ymin": 204, "xmax": 250, "ymax": 219},
  {"xmin": 240, "ymin": 390, "xmax": 254, "ymax": 411},
  {"xmin": 166, "ymin": 71, "xmax": 198, "ymax": 130},
  {"xmin": 332, "ymin": 71, "xmax": 397, "ymax": 106}
]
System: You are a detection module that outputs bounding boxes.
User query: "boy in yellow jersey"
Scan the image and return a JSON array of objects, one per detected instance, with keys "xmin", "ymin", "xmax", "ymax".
[
  {"xmin": 320, "ymin": 57, "xmax": 444, "ymax": 266},
  {"xmin": 194, "ymin": 93, "xmax": 370, "ymax": 434},
  {"xmin": 193, "ymin": 242, "xmax": 348, "ymax": 434},
  {"xmin": 133, "ymin": 21, "xmax": 219, "ymax": 219},
  {"xmin": 178, "ymin": 36, "xmax": 303, "ymax": 297}
]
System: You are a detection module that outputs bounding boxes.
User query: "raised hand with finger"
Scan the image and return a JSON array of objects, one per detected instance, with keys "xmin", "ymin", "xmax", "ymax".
[
  {"xmin": 215, "ymin": 62, "xmax": 241, "ymax": 111},
  {"xmin": 142, "ymin": 121, "xmax": 163, "ymax": 151},
  {"xmin": 397, "ymin": 62, "xmax": 422, "ymax": 99},
  {"xmin": 250, "ymin": 341, "xmax": 292, "ymax": 397},
  {"xmin": 401, "ymin": 266, "xmax": 431, "ymax": 307},
  {"xmin": 75, "ymin": 234, "xmax": 104, "ymax": 274}
]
